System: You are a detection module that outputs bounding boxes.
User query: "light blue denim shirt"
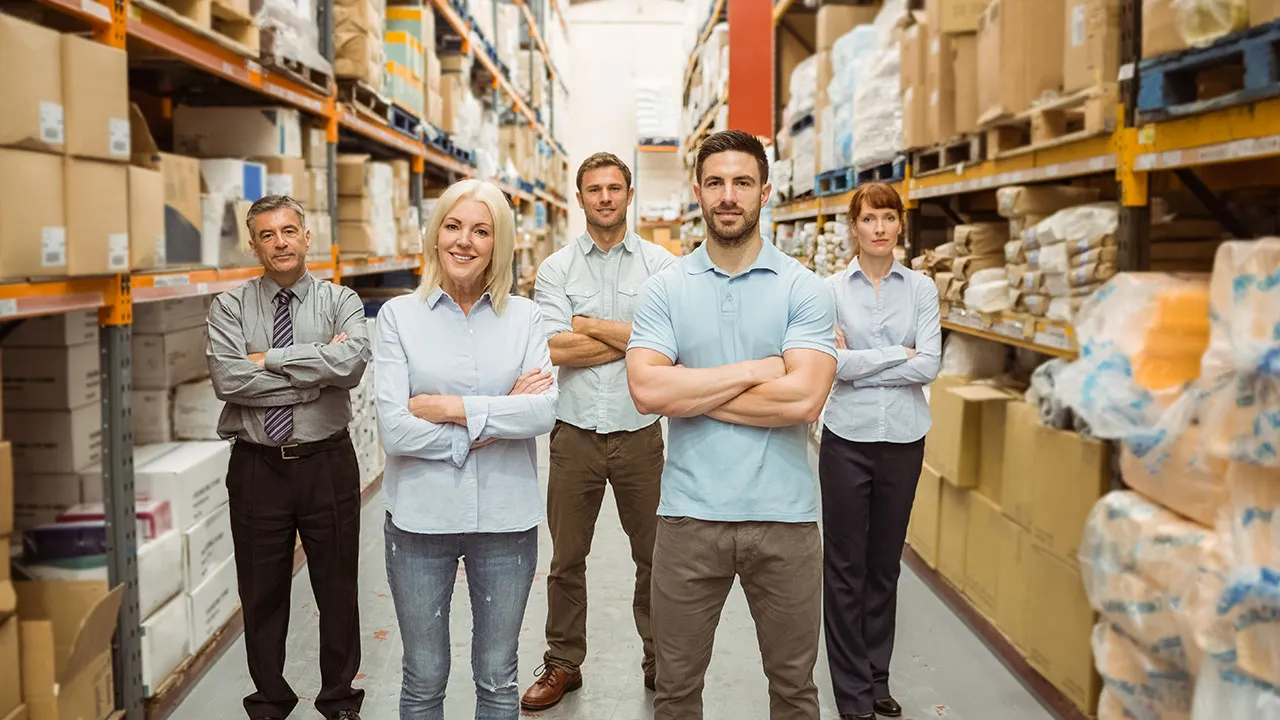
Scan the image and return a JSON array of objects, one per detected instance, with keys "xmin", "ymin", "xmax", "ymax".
[
  {"xmin": 373, "ymin": 289, "xmax": 557, "ymax": 534},
  {"xmin": 823, "ymin": 257, "xmax": 942, "ymax": 444},
  {"xmin": 628, "ymin": 241, "xmax": 836, "ymax": 523}
]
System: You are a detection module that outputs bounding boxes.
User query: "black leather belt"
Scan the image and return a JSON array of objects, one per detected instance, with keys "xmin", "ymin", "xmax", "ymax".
[{"xmin": 237, "ymin": 428, "xmax": 350, "ymax": 461}]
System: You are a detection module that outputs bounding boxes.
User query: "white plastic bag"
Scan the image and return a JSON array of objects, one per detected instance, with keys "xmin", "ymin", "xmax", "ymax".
[
  {"xmin": 1192, "ymin": 657, "xmax": 1280, "ymax": 720},
  {"xmin": 1093, "ymin": 621, "xmax": 1195, "ymax": 720},
  {"xmin": 938, "ymin": 332, "xmax": 1006, "ymax": 378},
  {"xmin": 963, "ymin": 280, "xmax": 1012, "ymax": 313},
  {"xmin": 1172, "ymin": 0, "xmax": 1249, "ymax": 47},
  {"xmin": 850, "ymin": 1, "xmax": 906, "ymax": 168}
]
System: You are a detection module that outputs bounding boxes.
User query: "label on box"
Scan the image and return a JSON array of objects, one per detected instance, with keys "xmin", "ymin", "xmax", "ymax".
[
  {"xmin": 155, "ymin": 235, "xmax": 167, "ymax": 266},
  {"xmin": 108, "ymin": 233, "xmax": 129, "ymax": 271},
  {"xmin": 40, "ymin": 102, "xmax": 65, "ymax": 145},
  {"xmin": 109, "ymin": 117, "xmax": 131, "ymax": 157},
  {"xmin": 267, "ymin": 173, "xmax": 294, "ymax": 197},
  {"xmin": 42, "ymin": 227, "xmax": 67, "ymax": 267},
  {"xmin": 1072, "ymin": 4, "xmax": 1086, "ymax": 47}
]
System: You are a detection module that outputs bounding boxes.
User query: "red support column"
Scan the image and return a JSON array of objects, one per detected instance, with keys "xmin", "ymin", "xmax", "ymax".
[{"xmin": 727, "ymin": 0, "xmax": 773, "ymax": 140}]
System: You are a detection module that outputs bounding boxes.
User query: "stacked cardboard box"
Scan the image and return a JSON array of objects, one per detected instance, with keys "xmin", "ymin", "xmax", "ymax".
[
  {"xmin": 0, "ymin": 15, "xmax": 133, "ymax": 283},
  {"xmin": 299, "ymin": 123, "xmax": 332, "ymax": 259},
  {"xmin": 0, "ymin": 414, "xmax": 17, "ymax": 720},
  {"xmin": 386, "ymin": 5, "xmax": 440, "ymax": 125},
  {"xmin": 923, "ymin": 1, "xmax": 980, "ymax": 146},
  {"xmin": 976, "ymin": 0, "xmax": 1066, "ymax": 124},
  {"xmin": 337, "ymin": 154, "xmax": 397, "ymax": 256},
  {"xmin": 335, "ymin": 0, "xmax": 387, "ymax": 90}
]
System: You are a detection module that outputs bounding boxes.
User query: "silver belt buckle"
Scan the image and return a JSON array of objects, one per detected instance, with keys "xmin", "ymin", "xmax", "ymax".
[{"xmin": 280, "ymin": 444, "xmax": 300, "ymax": 460}]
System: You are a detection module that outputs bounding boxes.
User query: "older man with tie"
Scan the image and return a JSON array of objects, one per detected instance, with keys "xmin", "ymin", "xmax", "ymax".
[{"xmin": 206, "ymin": 195, "xmax": 371, "ymax": 720}]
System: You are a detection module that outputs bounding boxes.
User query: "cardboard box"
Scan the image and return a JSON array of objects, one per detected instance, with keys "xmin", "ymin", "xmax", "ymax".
[
  {"xmin": 131, "ymin": 106, "xmax": 204, "ymax": 266},
  {"xmin": 1254, "ymin": 0, "xmax": 1280, "ymax": 24},
  {"xmin": 182, "ymin": 503, "xmax": 233, "ymax": 591},
  {"xmin": 953, "ymin": 33, "xmax": 979, "ymax": 134},
  {"xmin": 3, "ymin": 405, "xmax": 102, "ymax": 474},
  {"xmin": 136, "ymin": 441, "xmax": 231, "ymax": 533},
  {"xmin": 17, "ymin": 583, "xmax": 122, "ymax": 720},
  {"xmin": 132, "ymin": 296, "xmax": 211, "ymax": 335},
  {"xmin": 1142, "ymin": 0, "xmax": 1188, "ymax": 58},
  {"xmin": 65, "ymin": 159, "xmax": 130, "ymax": 276},
  {"xmin": 198, "ymin": 159, "xmax": 266, "ymax": 202},
  {"xmin": 254, "ymin": 156, "xmax": 308, "ymax": 202},
  {"xmin": 0, "ymin": 14, "xmax": 64, "ymax": 153},
  {"xmin": 133, "ymin": 326, "xmax": 210, "ymax": 390},
  {"xmin": 1030, "ymin": 421, "xmax": 1109, "ymax": 565},
  {"xmin": 132, "ymin": 389, "xmax": 173, "ymax": 446},
  {"xmin": 963, "ymin": 493, "xmax": 1018, "ymax": 619},
  {"xmin": 1065, "ymin": 0, "xmax": 1121, "ymax": 94},
  {"xmin": 925, "ymin": 379, "xmax": 1013, "ymax": 489},
  {"xmin": 1025, "ymin": 543, "xmax": 1100, "ymax": 715},
  {"xmin": 937, "ymin": 481, "xmax": 969, "ymax": 588},
  {"xmin": 996, "ymin": 526, "xmax": 1032, "ymax": 651},
  {"xmin": 61, "ymin": 35, "xmax": 129, "ymax": 162},
  {"xmin": 336, "ymin": 154, "xmax": 372, "ymax": 196},
  {"xmin": 337, "ymin": 221, "xmax": 379, "ymax": 253},
  {"xmin": 0, "ymin": 149, "xmax": 67, "ymax": 281},
  {"xmin": 977, "ymin": 0, "xmax": 1067, "ymax": 123},
  {"xmin": 201, "ymin": 196, "xmax": 255, "ymax": 269},
  {"xmin": 816, "ymin": 3, "xmax": 883, "ymax": 50},
  {"xmin": 79, "ymin": 443, "xmax": 176, "ymax": 505},
  {"xmin": 0, "ymin": 616, "xmax": 19, "ymax": 718},
  {"xmin": 907, "ymin": 462, "xmax": 942, "ymax": 568},
  {"xmin": 927, "ymin": 0, "xmax": 987, "ymax": 33},
  {"xmin": 302, "ymin": 124, "xmax": 328, "ymax": 169},
  {"xmin": 141, "ymin": 596, "xmax": 189, "ymax": 698},
  {"xmin": 172, "ymin": 380, "xmax": 221, "ymax": 442},
  {"xmin": 307, "ymin": 170, "xmax": 330, "ymax": 211},
  {"xmin": 2, "ymin": 704, "xmax": 25, "ymax": 720},
  {"xmin": 0, "ymin": 442, "xmax": 12, "ymax": 536},
  {"xmin": 1, "ymin": 313, "xmax": 97, "ymax": 348},
  {"xmin": 1, "ymin": 344, "xmax": 101, "ymax": 411},
  {"xmin": 338, "ymin": 196, "xmax": 375, "ymax": 222},
  {"xmin": 173, "ymin": 106, "xmax": 303, "ymax": 158},
  {"xmin": 440, "ymin": 74, "xmax": 463, "ymax": 134},
  {"xmin": 13, "ymin": 473, "xmax": 83, "ymax": 533},
  {"xmin": 901, "ymin": 22, "xmax": 929, "ymax": 98},
  {"xmin": 0, "ymin": 536, "xmax": 11, "ymax": 617},
  {"xmin": 188, "ymin": 555, "xmax": 238, "ymax": 651},
  {"xmin": 1001, "ymin": 401, "xmax": 1039, "ymax": 528},
  {"xmin": 128, "ymin": 167, "xmax": 167, "ymax": 271}
]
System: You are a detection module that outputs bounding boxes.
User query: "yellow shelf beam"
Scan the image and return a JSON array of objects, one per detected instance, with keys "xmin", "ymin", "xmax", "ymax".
[
  {"xmin": 772, "ymin": 0, "xmax": 797, "ymax": 24},
  {"xmin": 1134, "ymin": 95, "xmax": 1280, "ymax": 171},
  {"xmin": 908, "ymin": 133, "xmax": 1116, "ymax": 200},
  {"xmin": 941, "ymin": 305, "xmax": 1078, "ymax": 359}
]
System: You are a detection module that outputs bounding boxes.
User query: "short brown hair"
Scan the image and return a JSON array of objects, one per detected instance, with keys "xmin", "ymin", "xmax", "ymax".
[
  {"xmin": 695, "ymin": 130, "xmax": 769, "ymax": 185},
  {"xmin": 847, "ymin": 182, "xmax": 904, "ymax": 220},
  {"xmin": 575, "ymin": 152, "xmax": 632, "ymax": 192},
  {"xmin": 245, "ymin": 195, "xmax": 307, "ymax": 236}
]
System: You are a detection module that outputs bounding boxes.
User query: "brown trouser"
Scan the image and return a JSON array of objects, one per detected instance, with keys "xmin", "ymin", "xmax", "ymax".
[
  {"xmin": 651, "ymin": 516, "xmax": 822, "ymax": 720},
  {"xmin": 544, "ymin": 419, "xmax": 664, "ymax": 676}
]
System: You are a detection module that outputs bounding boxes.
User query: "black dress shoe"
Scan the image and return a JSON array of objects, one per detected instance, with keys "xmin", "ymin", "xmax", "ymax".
[{"xmin": 874, "ymin": 696, "xmax": 903, "ymax": 717}]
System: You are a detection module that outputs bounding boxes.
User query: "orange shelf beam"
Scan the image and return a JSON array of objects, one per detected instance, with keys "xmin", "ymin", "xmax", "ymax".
[
  {"xmin": 131, "ymin": 261, "xmax": 336, "ymax": 303},
  {"xmin": 0, "ymin": 278, "xmax": 111, "ymax": 321},
  {"xmin": 34, "ymin": 0, "xmax": 112, "ymax": 26},
  {"xmin": 339, "ymin": 256, "xmax": 423, "ymax": 277}
]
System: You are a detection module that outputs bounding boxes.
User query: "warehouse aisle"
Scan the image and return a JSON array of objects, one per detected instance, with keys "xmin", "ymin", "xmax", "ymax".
[{"xmin": 169, "ymin": 437, "xmax": 1054, "ymax": 720}]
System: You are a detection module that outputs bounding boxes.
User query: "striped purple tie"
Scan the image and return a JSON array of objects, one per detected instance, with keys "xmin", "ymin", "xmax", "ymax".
[{"xmin": 264, "ymin": 288, "xmax": 294, "ymax": 444}]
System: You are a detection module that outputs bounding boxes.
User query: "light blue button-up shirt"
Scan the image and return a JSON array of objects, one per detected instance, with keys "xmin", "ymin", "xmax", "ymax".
[
  {"xmin": 535, "ymin": 232, "xmax": 677, "ymax": 433},
  {"xmin": 628, "ymin": 241, "xmax": 836, "ymax": 523},
  {"xmin": 373, "ymin": 289, "xmax": 558, "ymax": 534},
  {"xmin": 824, "ymin": 257, "xmax": 942, "ymax": 444}
]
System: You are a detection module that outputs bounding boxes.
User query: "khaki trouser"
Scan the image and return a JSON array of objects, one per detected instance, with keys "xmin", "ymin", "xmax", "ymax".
[
  {"xmin": 544, "ymin": 420, "xmax": 664, "ymax": 676},
  {"xmin": 651, "ymin": 516, "xmax": 822, "ymax": 720}
]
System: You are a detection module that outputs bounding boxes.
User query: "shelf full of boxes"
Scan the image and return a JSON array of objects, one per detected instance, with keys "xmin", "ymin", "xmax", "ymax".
[
  {"xmin": 0, "ymin": 0, "xmax": 572, "ymax": 717},
  {"xmin": 772, "ymin": 0, "xmax": 1280, "ymax": 718},
  {"xmin": 676, "ymin": 0, "xmax": 730, "ymax": 254}
]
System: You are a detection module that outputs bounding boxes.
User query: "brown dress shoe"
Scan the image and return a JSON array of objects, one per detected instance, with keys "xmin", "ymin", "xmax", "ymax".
[{"xmin": 520, "ymin": 664, "xmax": 583, "ymax": 711}]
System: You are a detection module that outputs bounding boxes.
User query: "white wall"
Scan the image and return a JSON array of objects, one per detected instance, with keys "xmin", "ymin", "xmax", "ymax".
[{"xmin": 564, "ymin": 0, "xmax": 686, "ymax": 240}]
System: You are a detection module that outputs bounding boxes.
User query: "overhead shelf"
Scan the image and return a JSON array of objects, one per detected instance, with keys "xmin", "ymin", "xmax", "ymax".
[
  {"xmin": 534, "ymin": 187, "xmax": 570, "ymax": 211},
  {"xmin": 681, "ymin": 0, "xmax": 726, "ymax": 99},
  {"xmin": 340, "ymin": 256, "xmax": 422, "ymax": 277},
  {"xmin": 513, "ymin": 0, "xmax": 567, "ymax": 92},
  {"xmin": 908, "ymin": 134, "xmax": 1116, "ymax": 200},
  {"xmin": 132, "ymin": 261, "xmax": 336, "ymax": 302},
  {"xmin": 941, "ymin": 304, "xmax": 1078, "ymax": 359},
  {"xmin": 683, "ymin": 94, "xmax": 727, "ymax": 153},
  {"xmin": 494, "ymin": 179, "xmax": 535, "ymax": 203},
  {"xmin": 0, "ymin": 278, "xmax": 110, "ymax": 321},
  {"xmin": 1134, "ymin": 95, "xmax": 1280, "ymax": 171}
]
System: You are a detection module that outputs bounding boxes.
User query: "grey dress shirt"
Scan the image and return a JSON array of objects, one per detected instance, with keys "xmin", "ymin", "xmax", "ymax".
[{"xmin": 207, "ymin": 272, "xmax": 372, "ymax": 445}]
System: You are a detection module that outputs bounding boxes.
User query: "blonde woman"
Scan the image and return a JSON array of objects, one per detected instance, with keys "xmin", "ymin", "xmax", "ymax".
[{"xmin": 373, "ymin": 179, "xmax": 558, "ymax": 720}]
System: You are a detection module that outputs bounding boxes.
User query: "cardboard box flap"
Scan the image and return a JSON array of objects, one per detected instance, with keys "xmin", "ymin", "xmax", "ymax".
[
  {"xmin": 59, "ymin": 585, "xmax": 121, "ymax": 680},
  {"xmin": 129, "ymin": 103, "xmax": 161, "ymax": 168},
  {"xmin": 15, "ymin": 582, "xmax": 121, "ymax": 678},
  {"xmin": 948, "ymin": 386, "xmax": 1016, "ymax": 402}
]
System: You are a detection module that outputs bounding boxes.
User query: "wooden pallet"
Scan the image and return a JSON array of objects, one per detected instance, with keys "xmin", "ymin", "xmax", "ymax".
[
  {"xmin": 389, "ymin": 103, "xmax": 424, "ymax": 139},
  {"xmin": 1137, "ymin": 19, "xmax": 1280, "ymax": 122},
  {"xmin": 982, "ymin": 85, "xmax": 1117, "ymax": 159},
  {"xmin": 855, "ymin": 155, "xmax": 907, "ymax": 185},
  {"xmin": 258, "ymin": 27, "xmax": 334, "ymax": 95},
  {"xmin": 816, "ymin": 167, "xmax": 856, "ymax": 197},
  {"xmin": 337, "ymin": 80, "xmax": 391, "ymax": 126},
  {"xmin": 912, "ymin": 134, "xmax": 986, "ymax": 177},
  {"xmin": 136, "ymin": 0, "xmax": 258, "ymax": 58}
]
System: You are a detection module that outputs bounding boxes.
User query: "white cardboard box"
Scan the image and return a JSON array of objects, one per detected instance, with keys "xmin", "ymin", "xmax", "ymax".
[
  {"xmin": 138, "ymin": 528, "xmax": 183, "ymax": 618},
  {"xmin": 182, "ymin": 502, "xmax": 233, "ymax": 591},
  {"xmin": 133, "ymin": 389, "xmax": 173, "ymax": 446},
  {"xmin": 80, "ymin": 442, "xmax": 180, "ymax": 503},
  {"xmin": 132, "ymin": 296, "xmax": 211, "ymax": 334},
  {"xmin": 1, "ymin": 342, "xmax": 100, "ymax": 410},
  {"xmin": 3, "ymin": 403, "xmax": 102, "ymax": 473},
  {"xmin": 187, "ymin": 554, "xmax": 238, "ymax": 651},
  {"xmin": 132, "ymin": 325, "xmax": 209, "ymax": 390},
  {"xmin": 0, "ymin": 310, "xmax": 97, "ymax": 347},
  {"xmin": 135, "ymin": 441, "xmax": 231, "ymax": 532},
  {"xmin": 141, "ymin": 594, "xmax": 190, "ymax": 697},
  {"xmin": 173, "ymin": 379, "xmax": 222, "ymax": 441}
]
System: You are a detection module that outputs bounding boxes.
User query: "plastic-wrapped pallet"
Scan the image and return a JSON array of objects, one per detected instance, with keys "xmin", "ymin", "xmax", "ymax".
[
  {"xmin": 772, "ymin": 157, "xmax": 793, "ymax": 200},
  {"xmin": 1193, "ymin": 656, "xmax": 1280, "ymax": 719},
  {"xmin": 850, "ymin": 1, "xmax": 906, "ymax": 169},
  {"xmin": 635, "ymin": 77, "xmax": 681, "ymax": 140},
  {"xmin": 819, "ymin": 105, "xmax": 838, "ymax": 173},
  {"xmin": 938, "ymin": 333, "xmax": 1007, "ymax": 378},
  {"xmin": 828, "ymin": 25, "xmax": 879, "ymax": 170},
  {"xmin": 334, "ymin": 0, "xmax": 385, "ymax": 90},
  {"xmin": 791, "ymin": 126, "xmax": 817, "ymax": 197},
  {"xmin": 260, "ymin": 0, "xmax": 333, "ymax": 78},
  {"xmin": 1094, "ymin": 621, "xmax": 1196, "ymax": 720},
  {"xmin": 1119, "ymin": 424, "xmax": 1227, "ymax": 528}
]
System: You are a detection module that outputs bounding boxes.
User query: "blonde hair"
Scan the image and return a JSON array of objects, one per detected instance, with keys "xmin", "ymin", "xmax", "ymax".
[{"xmin": 418, "ymin": 179, "xmax": 516, "ymax": 313}]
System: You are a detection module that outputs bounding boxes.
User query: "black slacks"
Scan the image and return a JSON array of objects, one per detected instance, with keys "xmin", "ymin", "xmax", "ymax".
[
  {"xmin": 818, "ymin": 428, "xmax": 926, "ymax": 717},
  {"xmin": 227, "ymin": 430, "xmax": 364, "ymax": 720}
]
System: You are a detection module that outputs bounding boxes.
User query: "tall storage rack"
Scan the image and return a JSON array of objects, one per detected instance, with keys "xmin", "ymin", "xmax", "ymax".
[{"xmin": 0, "ymin": 0, "xmax": 572, "ymax": 717}]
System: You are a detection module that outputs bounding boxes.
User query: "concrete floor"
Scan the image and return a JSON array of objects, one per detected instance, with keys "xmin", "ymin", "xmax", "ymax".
[{"xmin": 169, "ymin": 436, "xmax": 1056, "ymax": 720}]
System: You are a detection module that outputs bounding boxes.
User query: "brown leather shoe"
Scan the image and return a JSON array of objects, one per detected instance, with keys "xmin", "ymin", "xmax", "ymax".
[{"xmin": 520, "ymin": 664, "xmax": 583, "ymax": 711}]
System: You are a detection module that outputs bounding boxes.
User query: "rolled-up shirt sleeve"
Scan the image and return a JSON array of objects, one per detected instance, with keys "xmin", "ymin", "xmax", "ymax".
[
  {"xmin": 462, "ymin": 304, "xmax": 559, "ymax": 442},
  {"xmin": 373, "ymin": 301, "xmax": 470, "ymax": 466},
  {"xmin": 534, "ymin": 254, "xmax": 572, "ymax": 338}
]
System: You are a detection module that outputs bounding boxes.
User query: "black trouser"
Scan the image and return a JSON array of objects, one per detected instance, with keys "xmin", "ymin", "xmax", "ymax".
[
  {"xmin": 227, "ymin": 430, "xmax": 364, "ymax": 720},
  {"xmin": 818, "ymin": 428, "xmax": 925, "ymax": 717}
]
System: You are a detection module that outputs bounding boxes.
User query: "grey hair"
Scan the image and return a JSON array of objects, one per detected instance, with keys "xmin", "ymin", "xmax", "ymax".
[{"xmin": 246, "ymin": 195, "xmax": 307, "ymax": 236}]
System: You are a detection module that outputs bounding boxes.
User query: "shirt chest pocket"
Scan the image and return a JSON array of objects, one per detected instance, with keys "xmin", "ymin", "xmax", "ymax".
[
  {"xmin": 566, "ymin": 285, "xmax": 600, "ymax": 318},
  {"xmin": 617, "ymin": 287, "xmax": 640, "ymax": 322}
]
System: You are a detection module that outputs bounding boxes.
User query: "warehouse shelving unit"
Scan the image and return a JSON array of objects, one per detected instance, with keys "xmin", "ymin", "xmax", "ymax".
[{"xmin": 2, "ymin": 0, "xmax": 573, "ymax": 717}]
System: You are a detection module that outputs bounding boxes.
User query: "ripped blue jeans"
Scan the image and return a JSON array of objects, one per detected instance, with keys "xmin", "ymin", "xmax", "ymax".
[{"xmin": 384, "ymin": 513, "xmax": 538, "ymax": 720}]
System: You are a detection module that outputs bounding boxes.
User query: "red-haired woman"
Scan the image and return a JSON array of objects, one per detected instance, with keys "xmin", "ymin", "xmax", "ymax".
[{"xmin": 819, "ymin": 182, "xmax": 942, "ymax": 720}]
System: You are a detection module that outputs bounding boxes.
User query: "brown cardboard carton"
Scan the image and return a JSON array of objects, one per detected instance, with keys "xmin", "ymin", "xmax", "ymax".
[
  {"xmin": 1030, "ymin": 421, "xmax": 1110, "ymax": 565},
  {"xmin": 903, "ymin": 85, "xmax": 932, "ymax": 149},
  {"xmin": 1065, "ymin": 0, "xmax": 1121, "ymax": 94},
  {"xmin": 1001, "ymin": 400, "xmax": 1041, "ymax": 527},
  {"xmin": 130, "ymin": 105, "xmax": 203, "ymax": 266},
  {"xmin": 128, "ymin": 167, "xmax": 166, "ymax": 271},
  {"xmin": 64, "ymin": 159, "xmax": 130, "ymax": 277},
  {"xmin": 3, "ymin": 405, "xmax": 102, "ymax": 475},
  {"xmin": 132, "ymin": 325, "xmax": 209, "ymax": 391},
  {"xmin": 440, "ymin": 74, "xmax": 463, "ymax": 134},
  {"xmin": 953, "ymin": 33, "xmax": 979, "ymax": 134},
  {"xmin": 978, "ymin": 0, "xmax": 1066, "ymax": 123},
  {"xmin": 338, "ymin": 196, "xmax": 375, "ymax": 222},
  {"xmin": 337, "ymin": 154, "xmax": 371, "ymax": 196},
  {"xmin": 0, "ymin": 150, "xmax": 67, "ymax": 281},
  {"xmin": 0, "ymin": 442, "xmax": 12, "ymax": 536},
  {"xmin": 61, "ymin": 35, "xmax": 130, "ymax": 163},
  {"xmin": 937, "ymin": 481, "xmax": 970, "ymax": 588},
  {"xmin": 926, "ymin": 382, "xmax": 1015, "ymax": 488},
  {"xmin": 1254, "ymin": 0, "xmax": 1280, "ymax": 23},
  {"xmin": 338, "ymin": 221, "xmax": 378, "ymax": 253},
  {"xmin": 2, "ymin": 704, "xmax": 26, "ymax": 720},
  {"xmin": 1, "ymin": 312, "xmax": 97, "ymax": 349},
  {"xmin": 963, "ymin": 492, "xmax": 1017, "ymax": 619},
  {"xmin": 926, "ymin": 32, "xmax": 956, "ymax": 143},
  {"xmin": 0, "ymin": 14, "xmax": 64, "ymax": 153},
  {"xmin": 254, "ymin": 156, "xmax": 309, "ymax": 203},
  {"xmin": 926, "ymin": 0, "xmax": 987, "ymax": 34},
  {"xmin": 0, "ymin": 616, "xmax": 18, "ymax": 718},
  {"xmin": 996, "ymin": 527, "xmax": 1032, "ymax": 651},
  {"xmin": 1025, "ymin": 543, "xmax": 1101, "ymax": 715},
  {"xmin": 306, "ymin": 170, "xmax": 330, "ymax": 212},
  {"xmin": 302, "ymin": 124, "xmax": 328, "ymax": 169},
  {"xmin": 907, "ymin": 462, "xmax": 943, "ymax": 568},
  {"xmin": 1, "ymin": 344, "xmax": 101, "ymax": 411},
  {"xmin": 17, "ymin": 583, "xmax": 122, "ymax": 720},
  {"xmin": 1143, "ymin": 0, "xmax": 1189, "ymax": 58},
  {"xmin": 900, "ymin": 21, "xmax": 929, "ymax": 97},
  {"xmin": 0, "ymin": 536, "xmax": 12, "ymax": 618},
  {"xmin": 817, "ymin": 3, "xmax": 883, "ymax": 50}
]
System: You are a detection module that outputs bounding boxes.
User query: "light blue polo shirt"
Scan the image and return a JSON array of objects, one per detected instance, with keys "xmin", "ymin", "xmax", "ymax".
[{"xmin": 628, "ymin": 241, "xmax": 836, "ymax": 523}]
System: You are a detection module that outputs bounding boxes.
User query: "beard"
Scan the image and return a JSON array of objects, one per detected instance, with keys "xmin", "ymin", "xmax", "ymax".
[
  {"xmin": 586, "ymin": 207, "xmax": 627, "ymax": 232},
  {"xmin": 703, "ymin": 205, "xmax": 760, "ymax": 247}
]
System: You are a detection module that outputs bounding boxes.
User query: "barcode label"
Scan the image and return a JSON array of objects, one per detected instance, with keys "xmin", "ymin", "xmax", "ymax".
[
  {"xmin": 42, "ymin": 227, "xmax": 67, "ymax": 267},
  {"xmin": 108, "ymin": 233, "xmax": 129, "ymax": 271},
  {"xmin": 267, "ymin": 173, "xmax": 294, "ymax": 196},
  {"xmin": 1035, "ymin": 327, "xmax": 1072, "ymax": 350},
  {"xmin": 0, "ymin": 299, "xmax": 17, "ymax": 318},
  {"xmin": 1071, "ymin": 4, "xmax": 1086, "ymax": 47},
  {"xmin": 154, "ymin": 235, "xmax": 167, "ymax": 266},
  {"xmin": 41, "ymin": 102, "xmax": 65, "ymax": 145},
  {"xmin": 155, "ymin": 274, "xmax": 191, "ymax": 287},
  {"xmin": 109, "ymin": 118, "xmax": 131, "ymax": 157}
]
